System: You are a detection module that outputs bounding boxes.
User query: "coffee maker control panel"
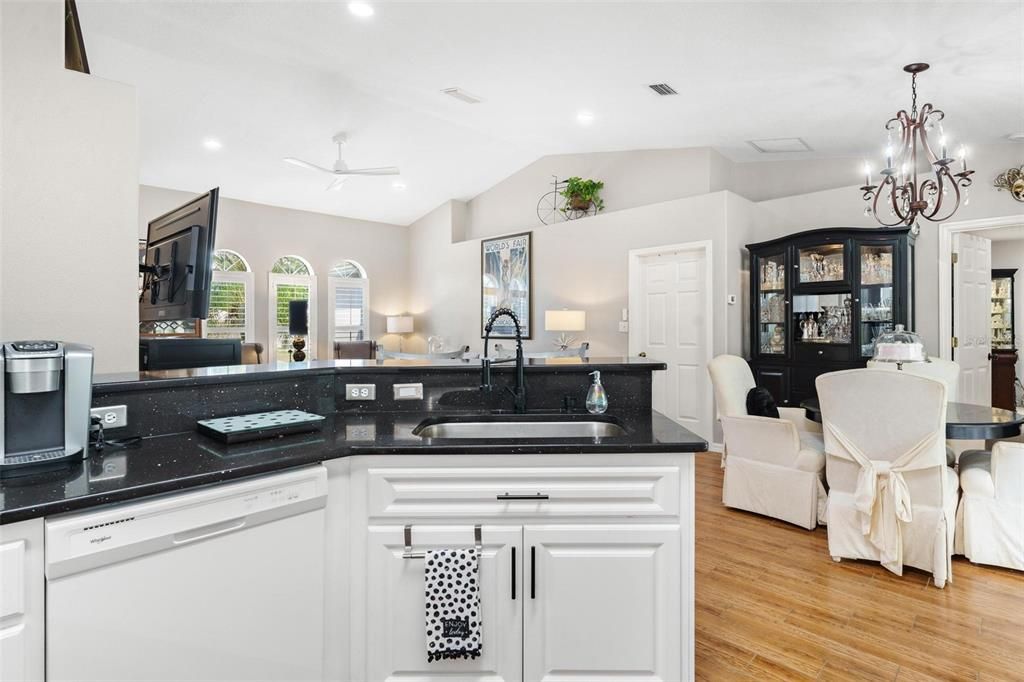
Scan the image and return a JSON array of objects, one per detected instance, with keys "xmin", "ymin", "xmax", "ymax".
[{"xmin": 11, "ymin": 341, "xmax": 59, "ymax": 353}]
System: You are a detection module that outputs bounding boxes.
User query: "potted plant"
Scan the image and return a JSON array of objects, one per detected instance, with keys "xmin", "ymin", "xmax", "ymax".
[{"xmin": 560, "ymin": 177, "xmax": 605, "ymax": 213}]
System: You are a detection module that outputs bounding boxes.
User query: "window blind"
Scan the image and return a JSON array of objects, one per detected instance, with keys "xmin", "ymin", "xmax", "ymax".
[
  {"xmin": 206, "ymin": 280, "xmax": 247, "ymax": 338},
  {"xmin": 334, "ymin": 285, "xmax": 366, "ymax": 341}
]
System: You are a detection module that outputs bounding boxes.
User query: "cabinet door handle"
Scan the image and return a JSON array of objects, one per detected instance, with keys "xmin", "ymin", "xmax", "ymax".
[
  {"xmin": 530, "ymin": 546, "xmax": 536, "ymax": 599},
  {"xmin": 511, "ymin": 546, "xmax": 517, "ymax": 600},
  {"xmin": 497, "ymin": 493, "xmax": 549, "ymax": 500}
]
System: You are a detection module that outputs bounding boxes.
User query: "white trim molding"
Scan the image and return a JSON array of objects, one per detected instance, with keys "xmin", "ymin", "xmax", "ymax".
[{"xmin": 938, "ymin": 215, "xmax": 1024, "ymax": 361}]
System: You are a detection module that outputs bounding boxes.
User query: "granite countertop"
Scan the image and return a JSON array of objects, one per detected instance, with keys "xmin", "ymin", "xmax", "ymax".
[
  {"xmin": 0, "ymin": 409, "xmax": 707, "ymax": 524},
  {"xmin": 94, "ymin": 356, "xmax": 668, "ymax": 392}
]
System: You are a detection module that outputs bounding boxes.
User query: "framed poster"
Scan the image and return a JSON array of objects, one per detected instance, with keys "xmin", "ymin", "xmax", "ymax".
[{"xmin": 481, "ymin": 231, "xmax": 532, "ymax": 338}]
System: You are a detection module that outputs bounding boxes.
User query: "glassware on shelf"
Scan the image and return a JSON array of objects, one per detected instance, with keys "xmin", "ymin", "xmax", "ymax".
[
  {"xmin": 759, "ymin": 255, "xmax": 786, "ymax": 291},
  {"xmin": 793, "ymin": 293, "xmax": 852, "ymax": 344},
  {"xmin": 860, "ymin": 245, "xmax": 894, "ymax": 285},
  {"xmin": 798, "ymin": 244, "xmax": 845, "ymax": 283},
  {"xmin": 871, "ymin": 324, "xmax": 927, "ymax": 366}
]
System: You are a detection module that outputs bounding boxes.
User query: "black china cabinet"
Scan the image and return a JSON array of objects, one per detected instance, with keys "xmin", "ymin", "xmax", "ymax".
[{"xmin": 747, "ymin": 227, "xmax": 917, "ymax": 407}]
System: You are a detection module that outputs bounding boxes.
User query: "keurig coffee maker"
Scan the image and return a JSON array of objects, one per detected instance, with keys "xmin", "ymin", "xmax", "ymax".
[{"xmin": 1, "ymin": 341, "xmax": 93, "ymax": 473}]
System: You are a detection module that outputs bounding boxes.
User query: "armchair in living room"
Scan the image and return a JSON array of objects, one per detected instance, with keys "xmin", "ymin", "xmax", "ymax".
[{"xmin": 707, "ymin": 354, "xmax": 826, "ymax": 530}]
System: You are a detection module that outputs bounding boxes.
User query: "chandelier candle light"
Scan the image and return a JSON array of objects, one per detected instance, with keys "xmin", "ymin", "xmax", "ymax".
[{"xmin": 861, "ymin": 63, "xmax": 974, "ymax": 228}]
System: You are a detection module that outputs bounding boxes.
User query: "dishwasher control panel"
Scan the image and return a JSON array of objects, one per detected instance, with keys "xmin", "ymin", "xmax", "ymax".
[{"xmin": 45, "ymin": 466, "xmax": 327, "ymax": 579}]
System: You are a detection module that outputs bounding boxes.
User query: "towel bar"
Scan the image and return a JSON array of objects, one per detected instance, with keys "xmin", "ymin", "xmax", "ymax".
[{"xmin": 403, "ymin": 524, "xmax": 482, "ymax": 559}]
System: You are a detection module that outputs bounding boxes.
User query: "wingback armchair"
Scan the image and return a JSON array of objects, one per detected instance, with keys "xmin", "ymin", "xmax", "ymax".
[{"xmin": 708, "ymin": 355, "xmax": 826, "ymax": 530}]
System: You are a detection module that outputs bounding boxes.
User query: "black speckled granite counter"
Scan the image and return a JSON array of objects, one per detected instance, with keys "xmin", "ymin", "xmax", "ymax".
[{"xmin": 0, "ymin": 409, "xmax": 707, "ymax": 524}]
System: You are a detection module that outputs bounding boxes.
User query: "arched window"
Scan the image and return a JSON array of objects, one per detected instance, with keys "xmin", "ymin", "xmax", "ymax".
[
  {"xmin": 269, "ymin": 255, "xmax": 317, "ymax": 361},
  {"xmin": 328, "ymin": 260, "xmax": 369, "ymax": 342},
  {"xmin": 206, "ymin": 249, "xmax": 254, "ymax": 341},
  {"xmin": 271, "ymin": 255, "xmax": 313, "ymax": 275}
]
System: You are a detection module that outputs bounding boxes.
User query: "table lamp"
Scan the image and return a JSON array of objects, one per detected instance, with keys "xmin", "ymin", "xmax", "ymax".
[
  {"xmin": 387, "ymin": 315, "xmax": 414, "ymax": 352},
  {"xmin": 288, "ymin": 300, "xmax": 309, "ymax": 362},
  {"xmin": 545, "ymin": 309, "xmax": 586, "ymax": 350}
]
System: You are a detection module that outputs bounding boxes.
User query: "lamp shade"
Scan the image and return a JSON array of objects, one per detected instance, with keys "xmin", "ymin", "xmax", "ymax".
[
  {"xmin": 288, "ymin": 300, "xmax": 309, "ymax": 336},
  {"xmin": 544, "ymin": 309, "xmax": 586, "ymax": 332},
  {"xmin": 387, "ymin": 315, "xmax": 414, "ymax": 334}
]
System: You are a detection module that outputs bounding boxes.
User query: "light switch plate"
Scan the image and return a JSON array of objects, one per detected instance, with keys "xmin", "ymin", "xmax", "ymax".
[
  {"xmin": 346, "ymin": 384, "xmax": 377, "ymax": 400},
  {"xmin": 393, "ymin": 383, "xmax": 424, "ymax": 400}
]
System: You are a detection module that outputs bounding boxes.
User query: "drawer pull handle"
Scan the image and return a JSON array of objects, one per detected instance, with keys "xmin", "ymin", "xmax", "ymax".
[
  {"xmin": 497, "ymin": 493, "xmax": 549, "ymax": 500},
  {"xmin": 511, "ymin": 546, "xmax": 517, "ymax": 600}
]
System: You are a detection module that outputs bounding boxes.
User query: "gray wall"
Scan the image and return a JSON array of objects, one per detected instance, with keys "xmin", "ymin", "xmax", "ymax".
[
  {"xmin": 1, "ymin": 0, "xmax": 139, "ymax": 373},
  {"xmin": 138, "ymin": 186, "xmax": 409, "ymax": 361}
]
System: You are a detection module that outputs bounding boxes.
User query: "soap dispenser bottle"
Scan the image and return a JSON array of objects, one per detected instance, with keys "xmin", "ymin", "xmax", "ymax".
[{"xmin": 585, "ymin": 370, "xmax": 609, "ymax": 415}]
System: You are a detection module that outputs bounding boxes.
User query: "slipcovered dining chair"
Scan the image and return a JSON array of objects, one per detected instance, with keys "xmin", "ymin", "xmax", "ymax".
[
  {"xmin": 867, "ymin": 358, "xmax": 961, "ymax": 464},
  {"xmin": 707, "ymin": 355, "xmax": 826, "ymax": 530},
  {"xmin": 817, "ymin": 369, "xmax": 957, "ymax": 587},
  {"xmin": 955, "ymin": 441, "xmax": 1024, "ymax": 571}
]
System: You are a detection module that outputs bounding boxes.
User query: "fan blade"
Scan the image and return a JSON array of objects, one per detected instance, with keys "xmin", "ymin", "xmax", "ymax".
[
  {"xmin": 326, "ymin": 177, "xmax": 348, "ymax": 192},
  {"xmin": 283, "ymin": 157, "xmax": 333, "ymax": 173},
  {"xmin": 334, "ymin": 166, "xmax": 401, "ymax": 176}
]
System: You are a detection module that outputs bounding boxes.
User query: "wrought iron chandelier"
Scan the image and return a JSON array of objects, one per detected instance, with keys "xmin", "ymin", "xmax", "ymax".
[{"xmin": 860, "ymin": 63, "xmax": 974, "ymax": 228}]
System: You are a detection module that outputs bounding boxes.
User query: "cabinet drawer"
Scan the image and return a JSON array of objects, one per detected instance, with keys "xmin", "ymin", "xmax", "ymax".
[
  {"xmin": 366, "ymin": 465, "xmax": 681, "ymax": 520},
  {"xmin": 795, "ymin": 342, "xmax": 850, "ymax": 363}
]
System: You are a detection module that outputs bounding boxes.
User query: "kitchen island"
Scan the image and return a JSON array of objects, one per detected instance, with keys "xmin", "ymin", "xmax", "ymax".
[{"xmin": 1, "ymin": 358, "xmax": 706, "ymax": 682}]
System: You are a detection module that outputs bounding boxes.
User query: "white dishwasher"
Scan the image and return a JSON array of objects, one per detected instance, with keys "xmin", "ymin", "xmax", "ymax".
[{"xmin": 45, "ymin": 465, "xmax": 327, "ymax": 682}]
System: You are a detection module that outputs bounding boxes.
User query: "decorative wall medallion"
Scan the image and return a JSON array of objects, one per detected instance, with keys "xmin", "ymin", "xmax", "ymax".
[{"xmin": 993, "ymin": 164, "xmax": 1024, "ymax": 202}]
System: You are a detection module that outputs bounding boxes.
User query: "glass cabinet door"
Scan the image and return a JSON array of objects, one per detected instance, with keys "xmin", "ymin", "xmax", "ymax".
[
  {"xmin": 757, "ymin": 253, "xmax": 787, "ymax": 356},
  {"xmin": 797, "ymin": 243, "xmax": 845, "ymax": 284},
  {"xmin": 992, "ymin": 274, "xmax": 1014, "ymax": 349},
  {"xmin": 858, "ymin": 244, "xmax": 895, "ymax": 358}
]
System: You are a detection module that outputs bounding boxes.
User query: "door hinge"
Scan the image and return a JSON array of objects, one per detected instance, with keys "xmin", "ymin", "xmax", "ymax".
[
  {"xmin": 951, "ymin": 252, "xmax": 959, "ymax": 264},
  {"xmin": 952, "ymin": 336, "xmax": 959, "ymax": 349}
]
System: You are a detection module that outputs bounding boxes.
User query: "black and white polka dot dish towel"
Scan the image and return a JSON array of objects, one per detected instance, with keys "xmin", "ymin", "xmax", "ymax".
[{"xmin": 425, "ymin": 547, "xmax": 481, "ymax": 662}]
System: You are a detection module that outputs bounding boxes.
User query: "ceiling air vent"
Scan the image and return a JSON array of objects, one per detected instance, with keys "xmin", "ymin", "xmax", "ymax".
[
  {"xmin": 441, "ymin": 87, "xmax": 484, "ymax": 104},
  {"xmin": 648, "ymin": 83, "xmax": 678, "ymax": 96},
  {"xmin": 747, "ymin": 138, "xmax": 813, "ymax": 153}
]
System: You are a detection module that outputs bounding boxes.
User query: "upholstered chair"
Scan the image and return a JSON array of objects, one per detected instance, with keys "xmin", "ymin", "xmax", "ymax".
[
  {"xmin": 955, "ymin": 441, "xmax": 1024, "ymax": 571},
  {"xmin": 866, "ymin": 358, "xmax": 960, "ymax": 464},
  {"xmin": 707, "ymin": 355, "xmax": 826, "ymax": 530},
  {"xmin": 816, "ymin": 369, "xmax": 957, "ymax": 588}
]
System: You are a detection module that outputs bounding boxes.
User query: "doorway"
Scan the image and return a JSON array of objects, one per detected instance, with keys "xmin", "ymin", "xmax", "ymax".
[
  {"xmin": 940, "ymin": 217, "xmax": 1024, "ymax": 410},
  {"xmin": 628, "ymin": 241, "xmax": 714, "ymax": 441}
]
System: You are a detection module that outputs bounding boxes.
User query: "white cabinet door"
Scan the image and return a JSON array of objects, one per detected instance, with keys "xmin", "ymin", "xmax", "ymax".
[
  {"xmin": 0, "ymin": 519, "xmax": 44, "ymax": 682},
  {"xmin": 523, "ymin": 524, "xmax": 683, "ymax": 682},
  {"xmin": 364, "ymin": 524, "xmax": 523, "ymax": 682}
]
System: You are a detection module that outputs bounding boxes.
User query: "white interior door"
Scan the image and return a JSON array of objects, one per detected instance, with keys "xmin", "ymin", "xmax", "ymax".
[
  {"xmin": 632, "ymin": 247, "xmax": 711, "ymax": 439},
  {"xmin": 523, "ymin": 524, "xmax": 683, "ymax": 682},
  {"xmin": 363, "ymin": 524, "xmax": 522, "ymax": 682},
  {"xmin": 953, "ymin": 233, "xmax": 992, "ymax": 406}
]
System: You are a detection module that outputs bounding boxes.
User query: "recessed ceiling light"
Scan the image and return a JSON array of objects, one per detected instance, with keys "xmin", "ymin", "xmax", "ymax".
[
  {"xmin": 202, "ymin": 137, "xmax": 223, "ymax": 151},
  {"xmin": 392, "ymin": 181, "xmax": 407, "ymax": 191},
  {"xmin": 347, "ymin": 1, "xmax": 374, "ymax": 18},
  {"xmin": 576, "ymin": 111, "xmax": 595, "ymax": 125},
  {"xmin": 1009, "ymin": 132, "xmax": 1024, "ymax": 142}
]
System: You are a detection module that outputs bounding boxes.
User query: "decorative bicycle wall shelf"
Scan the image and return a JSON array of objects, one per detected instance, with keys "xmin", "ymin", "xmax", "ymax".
[{"xmin": 536, "ymin": 175, "xmax": 601, "ymax": 225}]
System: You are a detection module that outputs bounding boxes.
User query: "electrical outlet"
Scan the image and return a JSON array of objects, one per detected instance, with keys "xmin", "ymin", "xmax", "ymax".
[
  {"xmin": 618, "ymin": 321, "xmax": 629, "ymax": 333},
  {"xmin": 345, "ymin": 384, "xmax": 377, "ymax": 400},
  {"xmin": 90, "ymin": 405, "xmax": 127, "ymax": 429},
  {"xmin": 393, "ymin": 383, "xmax": 424, "ymax": 400}
]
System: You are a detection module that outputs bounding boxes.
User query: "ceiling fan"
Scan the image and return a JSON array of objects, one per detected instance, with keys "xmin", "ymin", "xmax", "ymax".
[{"xmin": 284, "ymin": 132, "xmax": 400, "ymax": 191}]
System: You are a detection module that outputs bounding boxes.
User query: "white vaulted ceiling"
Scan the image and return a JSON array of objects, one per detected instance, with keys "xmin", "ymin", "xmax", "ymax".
[{"xmin": 77, "ymin": 1, "xmax": 1023, "ymax": 225}]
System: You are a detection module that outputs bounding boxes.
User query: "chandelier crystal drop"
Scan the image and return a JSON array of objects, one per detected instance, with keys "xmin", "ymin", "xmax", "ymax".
[{"xmin": 860, "ymin": 64, "xmax": 974, "ymax": 227}]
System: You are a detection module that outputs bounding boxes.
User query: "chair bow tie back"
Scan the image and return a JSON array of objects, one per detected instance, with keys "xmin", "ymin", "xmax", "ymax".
[{"xmin": 827, "ymin": 424, "xmax": 941, "ymax": 576}]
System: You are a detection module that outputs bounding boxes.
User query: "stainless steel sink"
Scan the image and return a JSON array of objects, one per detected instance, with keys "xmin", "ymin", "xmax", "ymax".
[{"xmin": 414, "ymin": 418, "xmax": 627, "ymax": 440}]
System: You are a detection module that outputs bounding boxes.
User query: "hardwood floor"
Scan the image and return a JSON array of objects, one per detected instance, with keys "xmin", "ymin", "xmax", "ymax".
[{"xmin": 694, "ymin": 452, "xmax": 1024, "ymax": 681}]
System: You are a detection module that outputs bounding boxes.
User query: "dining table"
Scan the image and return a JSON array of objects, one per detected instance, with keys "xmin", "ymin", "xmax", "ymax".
[{"xmin": 800, "ymin": 398, "xmax": 1024, "ymax": 440}]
